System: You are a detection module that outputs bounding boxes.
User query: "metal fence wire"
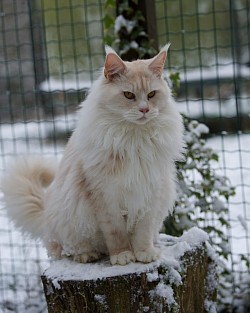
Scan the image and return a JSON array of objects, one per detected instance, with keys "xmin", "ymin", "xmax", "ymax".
[{"xmin": 0, "ymin": 0, "xmax": 249, "ymax": 312}]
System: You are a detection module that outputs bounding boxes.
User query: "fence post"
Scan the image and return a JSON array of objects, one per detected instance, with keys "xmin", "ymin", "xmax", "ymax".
[
  {"xmin": 138, "ymin": 0, "xmax": 159, "ymax": 51},
  {"xmin": 41, "ymin": 229, "xmax": 217, "ymax": 313}
]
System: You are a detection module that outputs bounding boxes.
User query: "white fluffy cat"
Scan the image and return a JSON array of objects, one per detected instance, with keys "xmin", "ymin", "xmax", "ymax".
[{"xmin": 1, "ymin": 44, "xmax": 184, "ymax": 265}]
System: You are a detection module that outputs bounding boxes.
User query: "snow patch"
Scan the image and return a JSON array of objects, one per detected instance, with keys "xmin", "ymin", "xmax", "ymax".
[
  {"xmin": 39, "ymin": 78, "xmax": 92, "ymax": 92},
  {"xmin": 52, "ymin": 279, "xmax": 61, "ymax": 290},
  {"xmin": 151, "ymin": 283, "xmax": 176, "ymax": 307},
  {"xmin": 146, "ymin": 271, "xmax": 159, "ymax": 282},
  {"xmin": 94, "ymin": 294, "xmax": 106, "ymax": 305},
  {"xmin": 205, "ymin": 299, "xmax": 217, "ymax": 313},
  {"xmin": 114, "ymin": 15, "xmax": 136, "ymax": 34},
  {"xmin": 179, "ymin": 226, "xmax": 209, "ymax": 247}
]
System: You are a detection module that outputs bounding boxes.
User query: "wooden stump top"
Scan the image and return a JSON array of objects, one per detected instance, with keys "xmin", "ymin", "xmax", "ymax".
[{"xmin": 42, "ymin": 227, "xmax": 217, "ymax": 313}]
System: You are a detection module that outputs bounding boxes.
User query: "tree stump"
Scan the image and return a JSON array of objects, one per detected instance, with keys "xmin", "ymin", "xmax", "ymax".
[{"xmin": 41, "ymin": 227, "xmax": 217, "ymax": 313}]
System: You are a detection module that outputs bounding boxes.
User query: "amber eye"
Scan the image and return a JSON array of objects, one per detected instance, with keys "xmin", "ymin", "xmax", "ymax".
[
  {"xmin": 147, "ymin": 91, "xmax": 156, "ymax": 99},
  {"xmin": 124, "ymin": 91, "xmax": 136, "ymax": 100}
]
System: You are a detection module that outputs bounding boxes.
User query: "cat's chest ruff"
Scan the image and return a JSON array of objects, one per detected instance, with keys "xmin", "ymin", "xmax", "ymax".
[
  {"xmin": 106, "ymin": 135, "xmax": 168, "ymax": 188},
  {"xmin": 83, "ymin": 125, "xmax": 170, "ymax": 183},
  {"xmin": 111, "ymin": 131, "xmax": 168, "ymax": 170}
]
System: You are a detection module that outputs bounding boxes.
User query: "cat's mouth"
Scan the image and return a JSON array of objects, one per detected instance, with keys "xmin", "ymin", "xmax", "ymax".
[
  {"xmin": 138, "ymin": 116, "xmax": 147, "ymax": 120},
  {"xmin": 136, "ymin": 115, "xmax": 149, "ymax": 124}
]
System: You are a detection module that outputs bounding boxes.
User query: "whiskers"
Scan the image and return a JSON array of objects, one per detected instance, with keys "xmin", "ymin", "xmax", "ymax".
[{"xmin": 123, "ymin": 108, "xmax": 159, "ymax": 124}]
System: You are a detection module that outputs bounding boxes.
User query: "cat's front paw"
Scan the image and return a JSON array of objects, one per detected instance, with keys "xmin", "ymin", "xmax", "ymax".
[
  {"xmin": 135, "ymin": 247, "xmax": 160, "ymax": 263},
  {"xmin": 110, "ymin": 250, "xmax": 135, "ymax": 266},
  {"xmin": 73, "ymin": 252, "xmax": 100, "ymax": 263}
]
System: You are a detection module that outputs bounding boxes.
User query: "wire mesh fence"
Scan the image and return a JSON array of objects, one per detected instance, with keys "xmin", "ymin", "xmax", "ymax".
[{"xmin": 0, "ymin": 0, "xmax": 249, "ymax": 312}]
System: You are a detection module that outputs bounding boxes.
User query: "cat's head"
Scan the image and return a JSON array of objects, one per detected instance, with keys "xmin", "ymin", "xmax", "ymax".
[{"xmin": 101, "ymin": 44, "xmax": 171, "ymax": 125}]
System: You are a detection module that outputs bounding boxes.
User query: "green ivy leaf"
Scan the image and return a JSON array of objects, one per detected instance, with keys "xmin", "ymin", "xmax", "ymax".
[
  {"xmin": 104, "ymin": 0, "xmax": 116, "ymax": 9},
  {"xmin": 103, "ymin": 14, "xmax": 115, "ymax": 30}
]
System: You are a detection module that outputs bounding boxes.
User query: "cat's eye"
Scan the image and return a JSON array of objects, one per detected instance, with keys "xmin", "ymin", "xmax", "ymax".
[
  {"xmin": 124, "ymin": 91, "xmax": 136, "ymax": 100},
  {"xmin": 147, "ymin": 91, "xmax": 156, "ymax": 99}
]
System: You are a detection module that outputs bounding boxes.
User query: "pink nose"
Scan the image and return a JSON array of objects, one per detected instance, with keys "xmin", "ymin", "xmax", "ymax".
[{"xmin": 139, "ymin": 107, "xmax": 149, "ymax": 113}]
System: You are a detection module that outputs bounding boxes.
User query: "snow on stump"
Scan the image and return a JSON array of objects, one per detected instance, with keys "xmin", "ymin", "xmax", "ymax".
[{"xmin": 41, "ymin": 227, "xmax": 217, "ymax": 313}]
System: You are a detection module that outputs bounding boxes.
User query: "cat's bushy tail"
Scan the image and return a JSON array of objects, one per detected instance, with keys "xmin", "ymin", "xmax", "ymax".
[{"xmin": 1, "ymin": 157, "xmax": 57, "ymax": 239}]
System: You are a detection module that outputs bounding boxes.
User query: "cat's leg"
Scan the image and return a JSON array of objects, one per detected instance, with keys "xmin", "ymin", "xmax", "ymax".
[
  {"xmin": 97, "ymin": 212, "xmax": 135, "ymax": 265},
  {"xmin": 45, "ymin": 224, "xmax": 107, "ymax": 263},
  {"xmin": 108, "ymin": 230, "xmax": 135, "ymax": 266},
  {"xmin": 105, "ymin": 228, "xmax": 135, "ymax": 265},
  {"xmin": 131, "ymin": 214, "xmax": 160, "ymax": 263},
  {"xmin": 69, "ymin": 233, "xmax": 107, "ymax": 263},
  {"xmin": 46, "ymin": 241, "xmax": 63, "ymax": 259},
  {"xmin": 45, "ymin": 239, "xmax": 101, "ymax": 263},
  {"xmin": 65, "ymin": 240, "xmax": 104, "ymax": 263},
  {"xmin": 72, "ymin": 251, "xmax": 101, "ymax": 263}
]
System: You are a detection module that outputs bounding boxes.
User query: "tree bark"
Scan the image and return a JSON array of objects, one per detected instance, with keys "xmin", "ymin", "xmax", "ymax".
[{"xmin": 41, "ymin": 244, "xmax": 216, "ymax": 313}]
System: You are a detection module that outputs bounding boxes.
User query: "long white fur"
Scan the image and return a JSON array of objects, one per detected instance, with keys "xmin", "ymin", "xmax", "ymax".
[
  {"xmin": 1, "ymin": 47, "xmax": 184, "ymax": 265},
  {"xmin": 1, "ymin": 157, "xmax": 57, "ymax": 239}
]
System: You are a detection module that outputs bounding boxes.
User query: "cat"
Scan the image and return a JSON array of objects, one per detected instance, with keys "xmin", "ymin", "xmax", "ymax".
[{"xmin": 1, "ymin": 44, "xmax": 184, "ymax": 266}]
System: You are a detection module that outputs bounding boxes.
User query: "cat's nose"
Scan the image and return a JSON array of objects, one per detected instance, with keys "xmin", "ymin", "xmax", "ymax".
[{"xmin": 139, "ymin": 107, "xmax": 149, "ymax": 113}]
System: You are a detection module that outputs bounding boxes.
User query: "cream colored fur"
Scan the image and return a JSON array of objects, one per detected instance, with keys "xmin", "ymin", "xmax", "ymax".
[{"xmin": 1, "ymin": 45, "xmax": 184, "ymax": 265}]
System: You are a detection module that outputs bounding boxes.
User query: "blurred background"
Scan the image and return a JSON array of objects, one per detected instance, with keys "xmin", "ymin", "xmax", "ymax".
[{"xmin": 0, "ymin": 0, "xmax": 249, "ymax": 312}]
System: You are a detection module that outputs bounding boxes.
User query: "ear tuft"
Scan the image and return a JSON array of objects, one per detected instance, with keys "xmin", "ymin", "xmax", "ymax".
[
  {"xmin": 160, "ymin": 42, "xmax": 171, "ymax": 54},
  {"xmin": 105, "ymin": 45, "xmax": 116, "ymax": 55},
  {"xmin": 148, "ymin": 43, "xmax": 171, "ymax": 77},
  {"xmin": 104, "ymin": 47, "xmax": 126, "ymax": 80}
]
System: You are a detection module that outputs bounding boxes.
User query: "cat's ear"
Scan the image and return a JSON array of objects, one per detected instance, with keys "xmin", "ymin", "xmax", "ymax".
[
  {"xmin": 104, "ymin": 46, "xmax": 126, "ymax": 80},
  {"xmin": 148, "ymin": 43, "xmax": 170, "ymax": 77}
]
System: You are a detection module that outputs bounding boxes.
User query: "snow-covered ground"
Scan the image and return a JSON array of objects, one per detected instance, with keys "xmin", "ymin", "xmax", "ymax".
[
  {"xmin": 177, "ymin": 96, "xmax": 249, "ymax": 119},
  {"xmin": 0, "ymin": 111, "xmax": 249, "ymax": 312},
  {"xmin": 207, "ymin": 133, "xmax": 250, "ymax": 257}
]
